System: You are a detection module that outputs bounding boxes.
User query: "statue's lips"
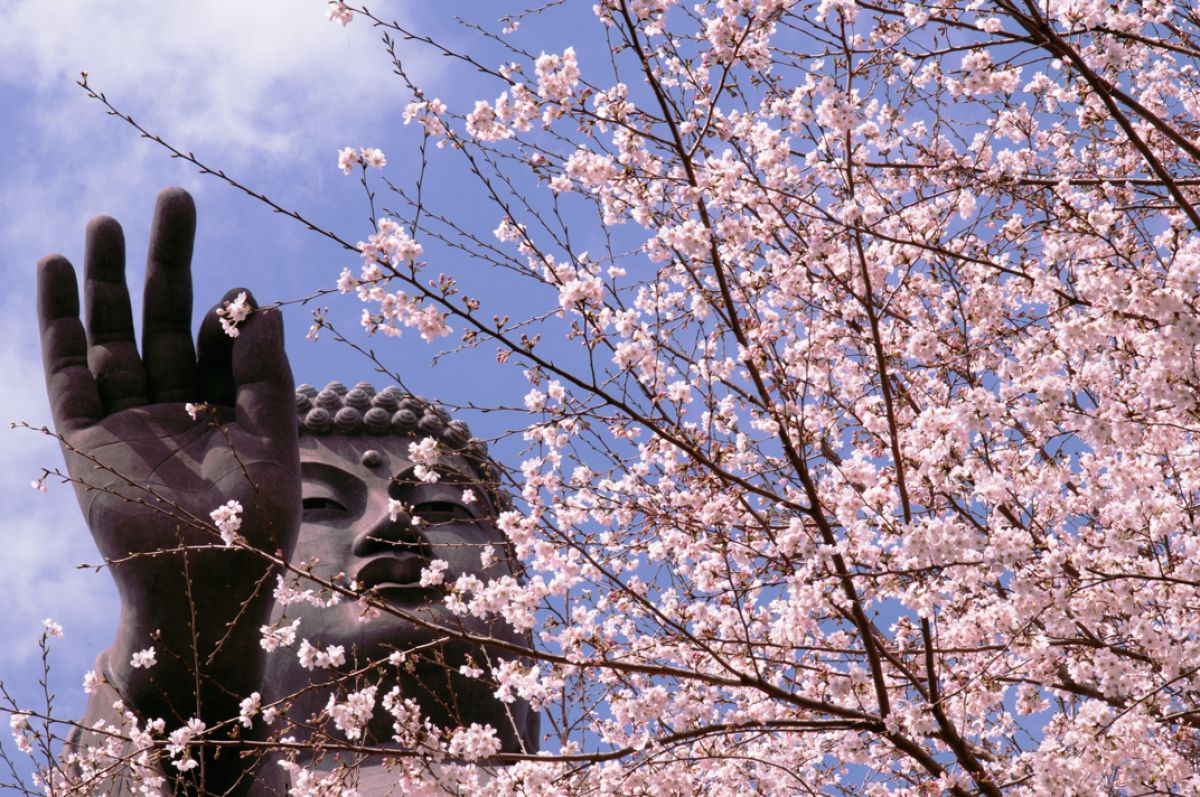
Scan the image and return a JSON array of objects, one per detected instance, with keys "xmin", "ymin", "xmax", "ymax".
[{"xmin": 355, "ymin": 554, "xmax": 433, "ymax": 592}]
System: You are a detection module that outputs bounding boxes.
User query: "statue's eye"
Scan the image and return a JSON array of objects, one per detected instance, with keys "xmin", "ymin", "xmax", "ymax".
[
  {"xmin": 302, "ymin": 496, "xmax": 347, "ymax": 513},
  {"xmin": 413, "ymin": 501, "xmax": 472, "ymax": 524}
]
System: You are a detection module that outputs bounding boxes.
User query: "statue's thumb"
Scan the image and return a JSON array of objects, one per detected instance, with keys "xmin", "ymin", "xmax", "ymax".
[{"xmin": 231, "ymin": 293, "xmax": 296, "ymax": 441}]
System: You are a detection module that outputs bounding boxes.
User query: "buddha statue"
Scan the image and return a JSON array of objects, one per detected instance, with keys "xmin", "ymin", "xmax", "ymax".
[{"xmin": 37, "ymin": 188, "xmax": 536, "ymax": 796}]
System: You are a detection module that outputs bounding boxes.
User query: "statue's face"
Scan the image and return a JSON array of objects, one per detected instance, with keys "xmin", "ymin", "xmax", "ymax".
[
  {"xmin": 262, "ymin": 432, "xmax": 540, "ymax": 751},
  {"xmin": 271, "ymin": 432, "xmax": 520, "ymax": 660}
]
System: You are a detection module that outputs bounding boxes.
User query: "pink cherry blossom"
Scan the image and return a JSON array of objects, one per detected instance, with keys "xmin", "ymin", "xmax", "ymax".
[
  {"xmin": 326, "ymin": 1, "xmax": 353, "ymax": 26},
  {"xmin": 446, "ymin": 723, "xmax": 501, "ymax": 761},
  {"xmin": 33, "ymin": 1, "xmax": 1200, "ymax": 794},
  {"xmin": 215, "ymin": 291, "xmax": 250, "ymax": 338},
  {"xmin": 129, "ymin": 647, "xmax": 156, "ymax": 669},
  {"xmin": 209, "ymin": 499, "xmax": 244, "ymax": 546},
  {"xmin": 337, "ymin": 145, "xmax": 359, "ymax": 174}
]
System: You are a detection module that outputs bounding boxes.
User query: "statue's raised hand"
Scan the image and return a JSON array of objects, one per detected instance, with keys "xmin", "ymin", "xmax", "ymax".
[{"xmin": 37, "ymin": 187, "xmax": 300, "ymax": 739}]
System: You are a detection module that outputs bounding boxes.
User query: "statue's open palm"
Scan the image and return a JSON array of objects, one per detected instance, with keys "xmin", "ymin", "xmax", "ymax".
[{"xmin": 36, "ymin": 187, "xmax": 300, "ymax": 723}]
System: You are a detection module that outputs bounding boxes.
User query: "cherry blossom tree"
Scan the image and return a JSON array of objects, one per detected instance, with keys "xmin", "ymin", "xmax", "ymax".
[{"xmin": 11, "ymin": 0, "xmax": 1200, "ymax": 794}]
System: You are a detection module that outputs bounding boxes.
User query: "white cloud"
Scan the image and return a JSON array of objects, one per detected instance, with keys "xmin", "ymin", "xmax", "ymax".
[
  {"xmin": 0, "ymin": 0, "xmax": 435, "ymax": 258},
  {"xmin": 0, "ymin": 0, "xmax": 415, "ymax": 157},
  {"xmin": 0, "ymin": 1, "xmax": 439, "ymax": 671}
]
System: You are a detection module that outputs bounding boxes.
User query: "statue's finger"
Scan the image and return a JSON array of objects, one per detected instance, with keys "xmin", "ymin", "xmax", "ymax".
[
  {"xmin": 230, "ymin": 293, "xmax": 297, "ymax": 443},
  {"xmin": 37, "ymin": 255, "xmax": 102, "ymax": 432},
  {"xmin": 196, "ymin": 289, "xmax": 240, "ymax": 407},
  {"xmin": 142, "ymin": 187, "xmax": 198, "ymax": 403},
  {"xmin": 84, "ymin": 216, "xmax": 148, "ymax": 413}
]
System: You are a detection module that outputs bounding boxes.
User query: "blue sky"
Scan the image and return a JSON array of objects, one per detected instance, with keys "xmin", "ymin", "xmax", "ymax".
[
  {"xmin": 0, "ymin": 1, "xmax": 1092, "ymax": 788},
  {"xmin": 0, "ymin": 1, "xmax": 593, "ymax": 779}
]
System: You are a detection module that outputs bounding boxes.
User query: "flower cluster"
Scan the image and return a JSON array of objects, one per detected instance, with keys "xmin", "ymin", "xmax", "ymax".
[
  {"xmin": 237, "ymin": 691, "xmax": 261, "ymax": 728},
  {"xmin": 165, "ymin": 718, "xmax": 205, "ymax": 772},
  {"xmin": 43, "ymin": 704, "xmax": 168, "ymax": 795},
  {"xmin": 259, "ymin": 618, "xmax": 300, "ymax": 652},
  {"xmin": 403, "ymin": 98, "xmax": 449, "ymax": 140},
  {"xmin": 332, "ymin": 218, "xmax": 459, "ymax": 345},
  {"xmin": 215, "ymin": 291, "xmax": 250, "ymax": 338},
  {"xmin": 129, "ymin": 647, "xmax": 156, "ymax": 669},
  {"xmin": 407, "ymin": 436, "xmax": 440, "ymax": 483},
  {"xmin": 326, "ymin": 1, "xmax": 352, "ymax": 26},
  {"xmin": 446, "ymin": 723, "xmax": 502, "ymax": 761},
  {"xmin": 324, "ymin": 685, "xmax": 377, "ymax": 741},
  {"xmin": 9, "ymin": 712, "xmax": 32, "ymax": 754},
  {"xmin": 297, "ymin": 639, "xmax": 346, "ymax": 670},
  {"xmin": 337, "ymin": 145, "xmax": 386, "ymax": 175},
  {"xmin": 209, "ymin": 499, "xmax": 244, "ymax": 546}
]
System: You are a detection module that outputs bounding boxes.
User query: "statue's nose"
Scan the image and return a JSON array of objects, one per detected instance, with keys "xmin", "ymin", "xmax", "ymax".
[{"xmin": 351, "ymin": 505, "xmax": 431, "ymax": 558}]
